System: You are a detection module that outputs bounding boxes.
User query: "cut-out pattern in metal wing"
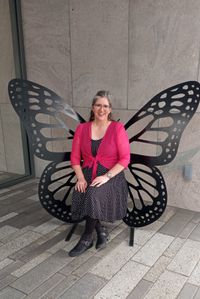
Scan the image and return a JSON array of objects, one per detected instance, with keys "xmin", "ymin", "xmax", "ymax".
[
  {"xmin": 38, "ymin": 161, "xmax": 81, "ymax": 223},
  {"xmin": 8, "ymin": 79, "xmax": 85, "ymax": 223},
  {"xmin": 8, "ymin": 79, "xmax": 84, "ymax": 162},
  {"xmin": 8, "ymin": 79, "xmax": 200, "ymax": 228},
  {"xmin": 124, "ymin": 81, "xmax": 200, "ymax": 227},
  {"xmin": 126, "ymin": 81, "xmax": 200, "ymax": 166},
  {"xmin": 123, "ymin": 165, "xmax": 167, "ymax": 227}
]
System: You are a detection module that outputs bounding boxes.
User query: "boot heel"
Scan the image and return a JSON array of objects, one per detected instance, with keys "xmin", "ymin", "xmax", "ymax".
[{"xmin": 96, "ymin": 230, "xmax": 109, "ymax": 249}]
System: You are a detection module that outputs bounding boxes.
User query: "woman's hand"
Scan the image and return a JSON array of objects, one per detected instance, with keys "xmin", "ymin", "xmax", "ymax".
[
  {"xmin": 75, "ymin": 177, "xmax": 88, "ymax": 193},
  {"xmin": 90, "ymin": 175, "xmax": 109, "ymax": 187}
]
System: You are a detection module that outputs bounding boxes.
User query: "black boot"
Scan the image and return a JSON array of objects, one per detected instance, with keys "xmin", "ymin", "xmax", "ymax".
[
  {"xmin": 95, "ymin": 224, "xmax": 109, "ymax": 250},
  {"xmin": 68, "ymin": 237, "xmax": 93, "ymax": 257}
]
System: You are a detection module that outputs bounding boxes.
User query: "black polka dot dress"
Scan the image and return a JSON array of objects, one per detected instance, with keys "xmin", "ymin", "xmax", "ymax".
[{"xmin": 71, "ymin": 139, "xmax": 128, "ymax": 222}]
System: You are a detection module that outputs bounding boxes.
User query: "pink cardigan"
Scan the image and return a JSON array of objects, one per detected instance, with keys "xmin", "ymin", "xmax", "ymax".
[{"xmin": 70, "ymin": 121, "xmax": 130, "ymax": 180}]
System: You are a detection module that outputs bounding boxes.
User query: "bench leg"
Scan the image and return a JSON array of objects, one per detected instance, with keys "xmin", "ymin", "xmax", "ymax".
[
  {"xmin": 65, "ymin": 223, "xmax": 78, "ymax": 241},
  {"xmin": 129, "ymin": 226, "xmax": 135, "ymax": 246}
]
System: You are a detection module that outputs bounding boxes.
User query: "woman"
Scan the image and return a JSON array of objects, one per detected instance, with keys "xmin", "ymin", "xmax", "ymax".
[{"xmin": 69, "ymin": 90, "xmax": 130, "ymax": 257}]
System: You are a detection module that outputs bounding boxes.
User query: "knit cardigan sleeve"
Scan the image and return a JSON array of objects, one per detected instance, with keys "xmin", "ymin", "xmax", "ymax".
[
  {"xmin": 116, "ymin": 122, "xmax": 130, "ymax": 168},
  {"xmin": 70, "ymin": 123, "xmax": 83, "ymax": 166}
]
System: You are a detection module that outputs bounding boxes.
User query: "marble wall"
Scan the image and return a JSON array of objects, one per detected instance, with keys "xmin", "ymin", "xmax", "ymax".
[
  {"xmin": 0, "ymin": 0, "xmax": 25, "ymax": 175},
  {"xmin": 128, "ymin": 0, "xmax": 200, "ymax": 109},
  {"xmin": 20, "ymin": 0, "xmax": 200, "ymax": 211},
  {"xmin": 70, "ymin": 0, "xmax": 129, "ymax": 108}
]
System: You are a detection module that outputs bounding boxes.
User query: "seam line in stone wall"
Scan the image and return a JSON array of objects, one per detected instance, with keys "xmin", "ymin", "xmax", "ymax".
[
  {"xmin": 196, "ymin": 45, "xmax": 200, "ymax": 81},
  {"xmin": 68, "ymin": 0, "xmax": 74, "ymax": 107},
  {"xmin": 127, "ymin": 0, "xmax": 131, "ymax": 110}
]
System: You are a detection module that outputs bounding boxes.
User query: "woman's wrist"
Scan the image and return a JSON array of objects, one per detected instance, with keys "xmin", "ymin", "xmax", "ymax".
[
  {"xmin": 77, "ymin": 175, "xmax": 85, "ymax": 181},
  {"xmin": 106, "ymin": 172, "xmax": 112, "ymax": 179}
]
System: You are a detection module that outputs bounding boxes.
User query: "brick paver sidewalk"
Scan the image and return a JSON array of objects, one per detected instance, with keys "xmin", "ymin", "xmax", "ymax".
[{"xmin": 0, "ymin": 179, "xmax": 200, "ymax": 298}]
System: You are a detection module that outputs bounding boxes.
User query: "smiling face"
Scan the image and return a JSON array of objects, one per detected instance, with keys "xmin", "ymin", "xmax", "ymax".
[{"xmin": 92, "ymin": 97, "xmax": 112, "ymax": 122}]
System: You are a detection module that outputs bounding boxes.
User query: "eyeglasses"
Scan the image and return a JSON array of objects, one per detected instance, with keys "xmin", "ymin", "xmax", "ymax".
[{"xmin": 93, "ymin": 104, "xmax": 110, "ymax": 109}]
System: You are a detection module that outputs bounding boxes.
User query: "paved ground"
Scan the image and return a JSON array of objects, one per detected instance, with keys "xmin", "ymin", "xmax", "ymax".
[{"xmin": 0, "ymin": 179, "xmax": 200, "ymax": 298}]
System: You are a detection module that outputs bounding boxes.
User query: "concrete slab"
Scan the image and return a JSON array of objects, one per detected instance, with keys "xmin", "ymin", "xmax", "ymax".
[
  {"xmin": 59, "ymin": 273, "xmax": 106, "ymax": 299},
  {"xmin": 11, "ymin": 250, "xmax": 72, "ymax": 294},
  {"xmin": 167, "ymin": 239, "xmax": 200, "ymax": 276},
  {"xmin": 177, "ymin": 283, "xmax": 198, "ymax": 299},
  {"xmin": 94, "ymin": 261, "xmax": 149, "ymax": 299},
  {"xmin": 0, "ymin": 286, "xmax": 26, "ymax": 299},
  {"xmin": 90, "ymin": 241, "xmax": 140, "ymax": 280},
  {"xmin": 132, "ymin": 233, "xmax": 174, "ymax": 267},
  {"xmin": 143, "ymin": 270, "xmax": 187, "ymax": 299},
  {"xmin": 158, "ymin": 210, "xmax": 194, "ymax": 237},
  {"xmin": 126, "ymin": 279, "xmax": 153, "ymax": 299}
]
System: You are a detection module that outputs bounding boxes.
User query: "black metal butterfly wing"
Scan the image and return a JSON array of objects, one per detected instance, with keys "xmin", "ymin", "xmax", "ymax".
[
  {"xmin": 8, "ymin": 79, "xmax": 84, "ymax": 161},
  {"xmin": 38, "ymin": 160, "xmax": 81, "ymax": 223},
  {"xmin": 8, "ymin": 79, "xmax": 85, "ymax": 223},
  {"xmin": 8, "ymin": 79, "xmax": 200, "ymax": 227},
  {"xmin": 123, "ymin": 81, "xmax": 200, "ymax": 227}
]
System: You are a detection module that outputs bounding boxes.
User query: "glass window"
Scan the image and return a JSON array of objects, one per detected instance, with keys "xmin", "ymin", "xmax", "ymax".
[{"xmin": 0, "ymin": 0, "xmax": 33, "ymax": 188}]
